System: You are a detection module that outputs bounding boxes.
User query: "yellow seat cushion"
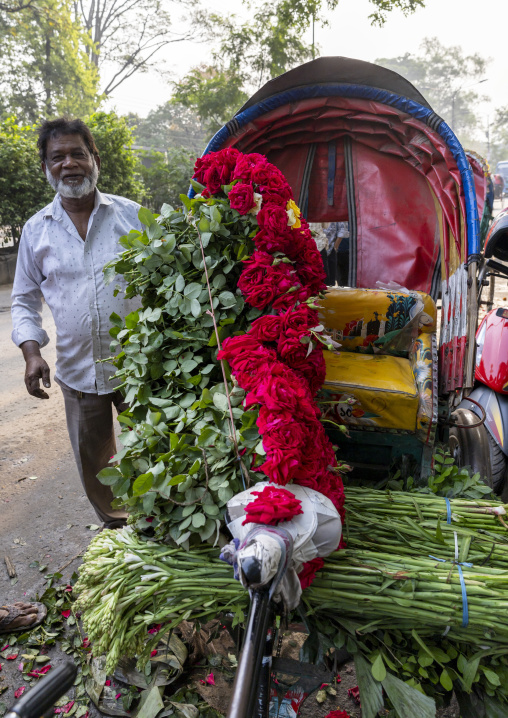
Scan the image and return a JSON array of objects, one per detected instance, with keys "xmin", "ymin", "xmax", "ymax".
[{"xmin": 321, "ymin": 351, "xmax": 419, "ymax": 432}]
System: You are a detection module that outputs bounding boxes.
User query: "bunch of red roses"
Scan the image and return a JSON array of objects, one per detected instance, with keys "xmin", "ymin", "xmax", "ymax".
[{"xmin": 194, "ymin": 148, "xmax": 345, "ymax": 585}]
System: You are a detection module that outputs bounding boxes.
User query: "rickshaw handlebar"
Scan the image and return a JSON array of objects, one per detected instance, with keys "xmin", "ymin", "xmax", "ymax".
[{"xmin": 6, "ymin": 663, "xmax": 77, "ymax": 718}]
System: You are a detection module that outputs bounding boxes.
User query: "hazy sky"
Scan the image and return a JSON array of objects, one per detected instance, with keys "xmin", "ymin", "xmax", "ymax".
[{"xmin": 103, "ymin": 0, "xmax": 506, "ymax": 122}]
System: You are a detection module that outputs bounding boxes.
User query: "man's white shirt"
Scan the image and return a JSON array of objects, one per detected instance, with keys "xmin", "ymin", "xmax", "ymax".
[{"xmin": 11, "ymin": 190, "xmax": 142, "ymax": 394}]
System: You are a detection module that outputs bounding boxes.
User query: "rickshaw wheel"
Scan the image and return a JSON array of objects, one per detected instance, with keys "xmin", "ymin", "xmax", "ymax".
[{"xmin": 449, "ymin": 408, "xmax": 496, "ymax": 491}]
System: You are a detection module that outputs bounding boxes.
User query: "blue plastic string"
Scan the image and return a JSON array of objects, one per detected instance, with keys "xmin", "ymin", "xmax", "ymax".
[
  {"xmin": 429, "ymin": 555, "xmax": 473, "ymax": 628},
  {"xmin": 445, "ymin": 497, "xmax": 452, "ymax": 524}
]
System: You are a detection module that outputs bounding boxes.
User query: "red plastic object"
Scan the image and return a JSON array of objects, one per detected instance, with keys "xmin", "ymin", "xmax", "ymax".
[{"xmin": 475, "ymin": 310, "xmax": 508, "ymax": 394}]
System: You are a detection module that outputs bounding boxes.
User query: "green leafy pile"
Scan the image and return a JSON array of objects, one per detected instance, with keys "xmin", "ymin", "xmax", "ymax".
[
  {"xmin": 101, "ymin": 193, "xmax": 265, "ymax": 547},
  {"xmin": 385, "ymin": 446, "xmax": 496, "ymax": 501}
]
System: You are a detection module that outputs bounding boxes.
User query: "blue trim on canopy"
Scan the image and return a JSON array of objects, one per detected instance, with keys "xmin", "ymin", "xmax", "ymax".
[{"xmin": 195, "ymin": 83, "xmax": 480, "ymax": 257}]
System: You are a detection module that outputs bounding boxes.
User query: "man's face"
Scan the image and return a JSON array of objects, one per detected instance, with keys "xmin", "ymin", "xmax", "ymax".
[{"xmin": 42, "ymin": 133, "xmax": 101, "ymax": 199}]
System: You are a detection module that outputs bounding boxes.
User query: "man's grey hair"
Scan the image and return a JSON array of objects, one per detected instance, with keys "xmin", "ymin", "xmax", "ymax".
[{"xmin": 45, "ymin": 158, "xmax": 99, "ymax": 199}]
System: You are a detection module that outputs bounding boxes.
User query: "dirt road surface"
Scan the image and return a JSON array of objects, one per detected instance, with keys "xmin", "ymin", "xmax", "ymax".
[{"xmin": 0, "ymin": 283, "xmax": 99, "ymax": 608}]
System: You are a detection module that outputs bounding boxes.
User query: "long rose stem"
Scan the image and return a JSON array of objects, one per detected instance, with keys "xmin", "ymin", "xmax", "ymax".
[{"xmin": 195, "ymin": 223, "xmax": 245, "ymax": 484}]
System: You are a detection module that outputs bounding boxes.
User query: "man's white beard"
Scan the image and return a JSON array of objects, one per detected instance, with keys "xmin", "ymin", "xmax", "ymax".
[{"xmin": 45, "ymin": 160, "xmax": 99, "ymax": 199}]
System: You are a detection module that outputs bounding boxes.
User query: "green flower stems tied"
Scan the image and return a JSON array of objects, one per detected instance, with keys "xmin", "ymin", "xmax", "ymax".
[
  {"xmin": 343, "ymin": 487, "xmax": 508, "ymax": 568},
  {"xmin": 76, "ymin": 487, "xmax": 508, "ymax": 693},
  {"xmin": 74, "ymin": 528, "xmax": 248, "ymax": 674}
]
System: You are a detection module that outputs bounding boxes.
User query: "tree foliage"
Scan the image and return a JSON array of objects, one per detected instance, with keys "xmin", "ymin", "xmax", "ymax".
[
  {"xmin": 0, "ymin": 117, "xmax": 54, "ymax": 245},
  {"xmin": 0, "ymin": 0, "xmax": 99, "ymax": 122},
  {"xmin": 126, "ymin": 103, "xmax": 206, "ymax": 154},
  {"xmin": 172, "ymin": 66, "xmax": 248, "ymax": 136},
  {"xmin": 76, "ymin": 0, "xmax": 198, "ymax": 96},
  {"xmin": 377, "ymin": 37, "xmax": 489, "ymax": 138},
  {"xmin": 173, "ymin": 0, "xmax": 427, "ymax": 136},
  {"xmin": 0, "ymin": 112, "xmax": 144, "ymax": 247},
  {"xmin": 86, "ymin": 112, "xmax": 144, "ymax": 202},
  {"xmin": 138, "ymin": 147, "xmax": 196, "ymax": 212},
  {"xmin": 492, "ymin": 107, "xmax": 508, "ymax": 166}
]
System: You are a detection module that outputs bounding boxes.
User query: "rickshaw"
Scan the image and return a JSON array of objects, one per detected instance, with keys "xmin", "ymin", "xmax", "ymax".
[
  {"xmin": 196, "ymin": 56, "xmax": 483, "ymax": 483},
  {"xmin": 466, "ymin": 149, "xmax": 494, "ymax": 249}
]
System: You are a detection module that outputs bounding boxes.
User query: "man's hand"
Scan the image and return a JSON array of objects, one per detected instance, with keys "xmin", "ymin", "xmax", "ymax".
[{"xmin": 20, "ymin": 340, "xmax": 51, "ymax": 399}]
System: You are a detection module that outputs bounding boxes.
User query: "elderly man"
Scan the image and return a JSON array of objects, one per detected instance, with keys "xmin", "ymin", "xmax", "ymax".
[{"xmin": 11, "ymin": 118, "xmax": 141, "ymax": 528}]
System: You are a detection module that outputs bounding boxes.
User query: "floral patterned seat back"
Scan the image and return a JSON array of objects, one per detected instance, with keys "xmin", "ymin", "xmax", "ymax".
[{"xmin": 319, "ymin": 287, "xmax": 437, "ymax": 357}]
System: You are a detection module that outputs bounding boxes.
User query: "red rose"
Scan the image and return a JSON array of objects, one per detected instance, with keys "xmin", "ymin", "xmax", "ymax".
[
  {"xmin": 277, "ymin": 334, "xmax": 308, "ymax": 365},
  {"xmin": 232, "ymin": 154, "xmax": 269, "ymax": 182},
  {"xmin": 289, "ymin": 348, "xmax": 326, "ymax": 396},
  {"xmin": 298, "ymin": 557, "xmax": 324, "ymax": 590},
  {"xmin": 248, "ymin": 314, "xmax": 282, "ymax": 342},
  {"xmin": 229, "ymin": 182, "xmax": 255, "ymax": 214},
  {"xmin": 245, "ymin": 365, "xmax": 316, "ymax": 417},
  {"xmin": 282, "ymin": 304, "xmax": 319, "ymax": 334},
  {"xmin": 243, "ymin": 485, "xmax": 303, "ymax": 525},
  {"xmin": 202, "ymin": 165, "xmax": 223, "ymax": 194},
  {"xmin": 259, "ymin": 448, "xmax": 301, "ymax": 485},
  {"xmin": 219, "ymin": 337, "xmax": 278, "ymax": 390},
  {"xmin": 253, "ymin": 227, "xmax": 293, "ymax": 254},
  {"xmin": 251, "ymin": 165, "xmax": 292, "ymax": 202},
  {"xmin": 238, "ymin": 257, "xmax": 298, "ymax": 311},
  {"xmin": 257, "ymin": 203, "xmax": 289, "ymax": 238},
  {"xmin": 193, "ymin": 148, "xmax": 240, "ymax": 194}
]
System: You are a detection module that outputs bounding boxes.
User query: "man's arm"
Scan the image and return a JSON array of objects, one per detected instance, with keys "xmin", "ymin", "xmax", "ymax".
[{"xmin": 11, "ymin": 225, "xmax": 51, "ymax": 399}]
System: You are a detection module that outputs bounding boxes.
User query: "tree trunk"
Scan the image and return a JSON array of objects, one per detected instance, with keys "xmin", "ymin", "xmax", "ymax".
[{"xmin": 44, "ymin": 31, "xmax": 52, "ymax": 115}]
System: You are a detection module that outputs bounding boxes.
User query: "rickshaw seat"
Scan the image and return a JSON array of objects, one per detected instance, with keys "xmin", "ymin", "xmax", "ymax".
[
  {"xmin": 319, "ymin": 287, "xmax": 437, "ymax": 442},
  {"xmin": 322, "ymin": 351, "xmax": 418, "ymax": 432}
]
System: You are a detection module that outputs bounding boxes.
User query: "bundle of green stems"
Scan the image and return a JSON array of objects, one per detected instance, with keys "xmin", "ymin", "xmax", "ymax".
[
  {"xmin": 343, "ymin": 487, "xmax": 508, "ymax": 568},
  {"xmin": 75, "ymin": 489, "xmax": 508, "ymax": 672}
]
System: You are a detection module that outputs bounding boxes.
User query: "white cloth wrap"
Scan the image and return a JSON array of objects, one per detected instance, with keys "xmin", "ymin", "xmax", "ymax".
[{"xmin": 225, "ymin": 483, "xmax": 342, "ymax": 610}]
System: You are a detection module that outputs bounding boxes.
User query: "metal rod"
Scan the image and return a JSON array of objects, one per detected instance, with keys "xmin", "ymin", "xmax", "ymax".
[
  {"xmin": 227, "ymin": 590, "xmax": 272, "ymax": 718},
  {"xmin": 255, "ymin": 624, "xmax": 275, "ymax": 718}
]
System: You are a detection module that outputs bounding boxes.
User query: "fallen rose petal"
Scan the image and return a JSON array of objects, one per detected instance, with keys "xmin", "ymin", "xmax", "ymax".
[
  {"xmin": 61, "ymin": 610, "xmax": 71, "ymax": 619},
  {"xmin": 104, "ymin": 680, "xmax": 111, "ymax": 686},
  {"xmin": 115, "ymin": 693, "xmax": 121, "ymax": 700},
  {"xmin": 82, "ymin": 638, "xmax": 91, "ymax": 649},
  {"xmin": 0, "ymin": 645, "xmax": 9, "ymax": 652},
  {"xmin": 347, "ymin": 686, "xmax": 360, "ymax": 705},
  {"xmin": 336, "ymin": 674, "xmax": 342, "ymax": 683},
  {"xmin": 14, "ymin": 686, "xmax": 26, "ymax": 699},
  {"xmin": 150, "ymin": 650, "xmax": 157, "ymax": 657},
  {"xmin": 205, "ymin": 673, "xmax": 215, "ymax": 685},
  {"xmin": 18, "ymin": 662, "xmax": 24, "ymax": 671},
  {"xmin": 147, "ymin": 624, "xmax": 161, "ymax": 635},
  {"xmin": 62, "ymin": 701, "xmax": 74, "ymax": 714},
  {"xmin": 199, "ymin": 680, "xmax": 205, "ymax": 685},
  {"xmin": 39, "ymin": 665, "xmax": 52, "ymax": 675},
  {"xmin": 324, "ymin": 710, "xmax": 351, "ymax": 718},
  {"xmin": 64, "ymin": 586, "xmax": 73, "ymax": 593},
  {"xmin": 320, "ymin": 683, "xmax": 329, "ymax": 690},
  {"xmin": 6, "ymin": 653, "xmax": 19, "ymax": 660}
]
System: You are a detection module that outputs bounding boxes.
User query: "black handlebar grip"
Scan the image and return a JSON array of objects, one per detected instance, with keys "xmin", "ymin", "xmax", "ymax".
[{"xmin": 9, "ymin": 663, "xmax": 78, "ymax": 718}]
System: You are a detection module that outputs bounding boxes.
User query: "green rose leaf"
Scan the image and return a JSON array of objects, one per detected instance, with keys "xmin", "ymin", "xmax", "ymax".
[
  {"xmin": 219, "ymin": 291, "xmax": 236, "ymax": 307},
  {"xmin": 190, "ymin": 298, "xmax": 201, "ymax": 318},
  {"xmin": 132, "ymin": 473, "xmax": 153, "ymax": 496},
  {"xmin": 138, "ymin": 206, "xmax": 155, "ymax": 227},
  {"xmin": 213, "ymin": 393, "xmax": 229, "ymax": 412},
  {"xmin": 192, "ymin": 512, "xmax": 206, "ymax": 528}
]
